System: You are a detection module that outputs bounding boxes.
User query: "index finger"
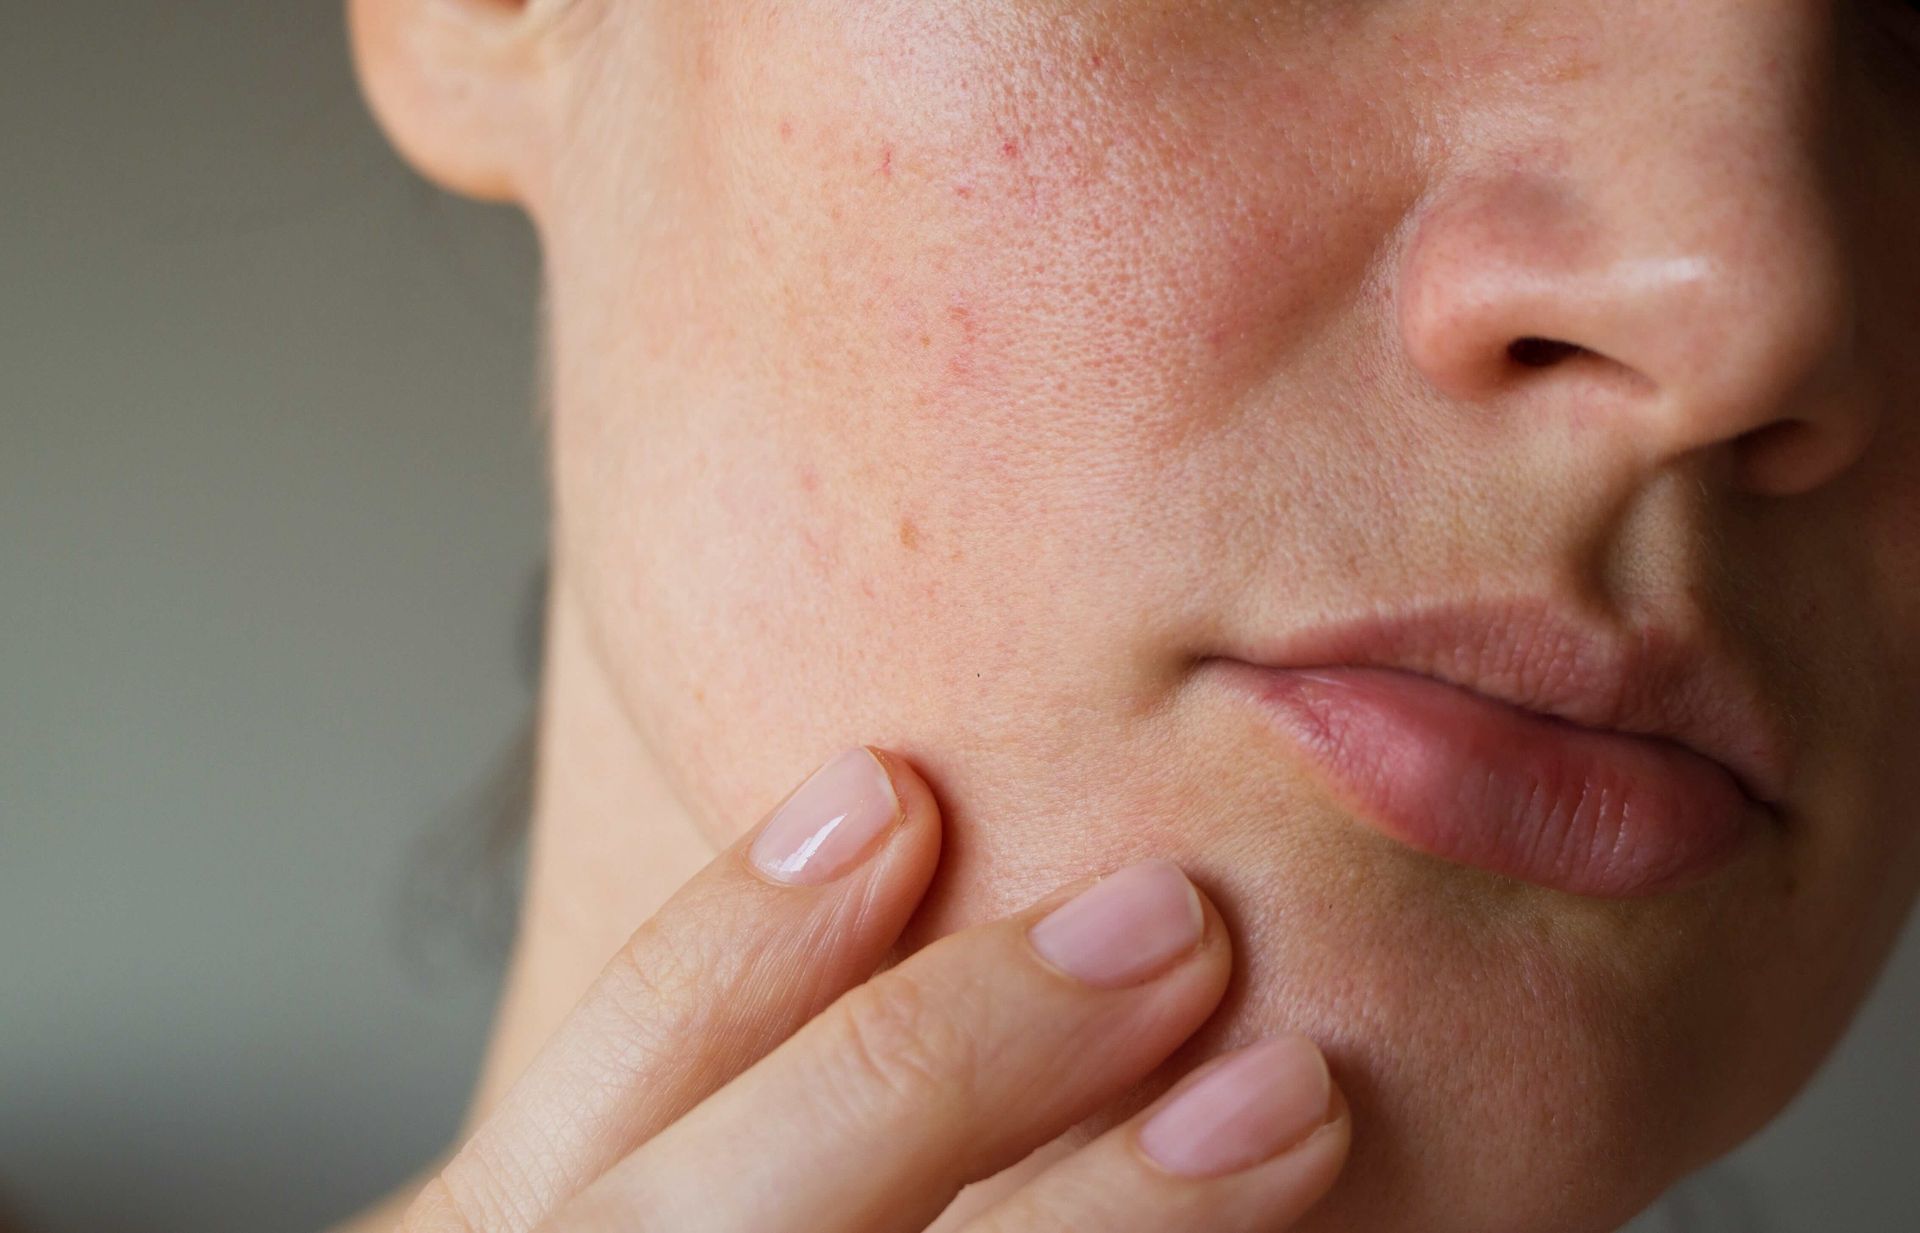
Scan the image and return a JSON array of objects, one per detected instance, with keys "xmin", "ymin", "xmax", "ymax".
[{"xmin": 408, "ymin": 745, "xmax": 943, "ymax": 1233}]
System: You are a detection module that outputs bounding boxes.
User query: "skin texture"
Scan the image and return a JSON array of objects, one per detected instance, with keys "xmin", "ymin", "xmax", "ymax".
[{"xmin": 345, "ymin": 1, "xmax": 1920, "ymax": 1230}]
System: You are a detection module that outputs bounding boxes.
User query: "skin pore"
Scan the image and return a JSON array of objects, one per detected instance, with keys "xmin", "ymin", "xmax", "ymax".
[{"xmin": 345, "ymin": 1, "xmax": 1920, "ymax": 1230}]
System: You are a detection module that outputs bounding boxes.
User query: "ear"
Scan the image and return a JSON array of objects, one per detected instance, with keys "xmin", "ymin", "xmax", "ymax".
[{"xmin": 348, "ymin": 0, "xmax": 559, "ymax": 207}]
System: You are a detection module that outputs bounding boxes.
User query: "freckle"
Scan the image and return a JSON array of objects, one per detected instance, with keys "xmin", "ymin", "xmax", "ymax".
[
  {"xmin": 861, "ymin": 578, "xmax": 876, "ymax": 598},
  {"xmin": 693, "ymin": 685, "xmax": 706, "ymax": 704},
  {"xmin": 898, "ymin": 516, "xmax": 922, "ymax": 551},
  {"xmin": 918, "ymin": 333, "xmax": 932, "ymax": 348}
]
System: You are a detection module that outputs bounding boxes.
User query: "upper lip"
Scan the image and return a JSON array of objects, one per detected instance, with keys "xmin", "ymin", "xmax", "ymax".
[{"xmin": 1221, "ymin": 596, "xmax": 1794, "ymax": 808}]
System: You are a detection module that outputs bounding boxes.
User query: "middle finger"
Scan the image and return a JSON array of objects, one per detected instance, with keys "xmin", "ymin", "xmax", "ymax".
[{"xmin": 551, "ymin": 857, "xmax": 1234, "ymax": 1233}]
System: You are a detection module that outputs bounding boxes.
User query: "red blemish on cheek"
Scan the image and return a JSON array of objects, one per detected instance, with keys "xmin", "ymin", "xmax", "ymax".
[
  {"xmin": 1001, "ymin": 138, "xmax": 1021, "ymax": 160},
  {"xmin": 798, "ymin": 463, "xmax": 820, "ymax": 493},
  {"xmin": 943, "ymin": 302, "xmax": 980, "ymax": 383},
  {"xmin": 778, "ymin": 118, "xmax": 794, "ymax": 142},
  {"xmin": 1089, "ymin": 52, "xmax": 1105, "ymax": 69},
  {"xmin": 880, "ymin": 144, "xmax": 894, "ymax": 178},
  {"xmin": 953, "ymin": 183, "xmax": 975, "ymax": 199}
]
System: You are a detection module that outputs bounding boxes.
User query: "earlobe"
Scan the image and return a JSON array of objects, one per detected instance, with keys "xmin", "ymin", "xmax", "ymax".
[{"xmin": 347, "ymin": 0, "xmax": 556, "ymax": 207}]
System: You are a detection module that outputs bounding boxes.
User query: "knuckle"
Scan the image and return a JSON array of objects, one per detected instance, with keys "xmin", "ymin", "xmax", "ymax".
[
  {"xmin": 608, "ymin": 923, "xmax": 693, "ymax": 1021},
  {"xmin": 397, "ymin": 1176, "xmax": 488, "ymax": 1233},
  {"xmin": 421, "ymin": 1142, "xmax": 556, "ymax": 1233},
  {"xmin": 826, "ymin": 967, "xmax": 981, "ymax": 1114},
  {"xmin": 596, "ymin": 922, "xmax": 713, "ymax": 1067},
  {"xmin": 603, "ymin": 890, "xmax": 769, "ymax": 1042}
]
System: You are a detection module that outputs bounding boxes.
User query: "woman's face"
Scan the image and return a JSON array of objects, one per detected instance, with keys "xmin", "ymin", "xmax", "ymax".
[{"xmin": 495, "ymin": 2, "xmax": 1919, "ymax": 1228}]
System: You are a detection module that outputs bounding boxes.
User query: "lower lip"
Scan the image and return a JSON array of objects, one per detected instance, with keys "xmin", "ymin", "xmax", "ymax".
[{"xmin": 1217, "ymin": 662, "xmax": 1768, "ymax": 899}]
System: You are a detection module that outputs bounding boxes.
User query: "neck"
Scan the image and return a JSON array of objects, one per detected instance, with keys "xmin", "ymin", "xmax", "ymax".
[{"xmin": 458, "ymin": 569, "xmax": 718, "ymax": 1134}]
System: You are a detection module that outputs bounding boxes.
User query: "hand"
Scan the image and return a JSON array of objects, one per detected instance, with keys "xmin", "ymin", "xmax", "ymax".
[{"xmin": 400, "ymin": 745, "xmax": 1351, "ymax": 1232}]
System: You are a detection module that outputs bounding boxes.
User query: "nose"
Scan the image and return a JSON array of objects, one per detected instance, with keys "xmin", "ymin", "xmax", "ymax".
[{"xmin": 1393, "ymin": 6, "xmax": 1877, "ymax": 498}]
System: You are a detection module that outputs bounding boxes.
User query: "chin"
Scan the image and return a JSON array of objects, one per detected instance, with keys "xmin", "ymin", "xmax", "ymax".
[{"xmin": 895, "ymin": 764, "xmax": 1816, "ymax": 1233}]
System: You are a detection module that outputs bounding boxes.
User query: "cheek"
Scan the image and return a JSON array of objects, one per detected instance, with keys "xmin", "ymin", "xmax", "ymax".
[
  {"xmin": 596, "ymin": 5, "xmax": 1428, "ymax": 754},
  {"xmin": 697, "ymin": 4, "xmax": 1418, "ymax": 535}
]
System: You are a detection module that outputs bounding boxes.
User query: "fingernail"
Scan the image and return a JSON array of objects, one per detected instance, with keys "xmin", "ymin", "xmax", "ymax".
[
  {"xmin": 1026, "ymin": 858, "xmax": 1205, "ymax": 988},
  {"xmin": 749, "ymin": 747, "xmax": 901, "ymax": 885},
  {"xmin": 1137, "ymin": 1033, "xmax": 1335, "ymax": 1178}
]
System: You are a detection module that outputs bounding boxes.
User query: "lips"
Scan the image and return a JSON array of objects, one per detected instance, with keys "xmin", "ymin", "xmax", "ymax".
[{"xmin": 1210, "ymin": 599, "xmax": 1791, "ymax": 900}]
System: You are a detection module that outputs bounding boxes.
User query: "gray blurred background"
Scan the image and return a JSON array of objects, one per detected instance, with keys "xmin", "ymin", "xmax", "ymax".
[{"xmin": 1, "ymin": 6, "xmax": 1914, "ymax": 1232}]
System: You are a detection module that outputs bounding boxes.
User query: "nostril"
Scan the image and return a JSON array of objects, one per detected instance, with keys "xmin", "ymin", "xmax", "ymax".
[{"xmin": 1508, "ymin": 336, "xmax": 1585, "ymax": 368}]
